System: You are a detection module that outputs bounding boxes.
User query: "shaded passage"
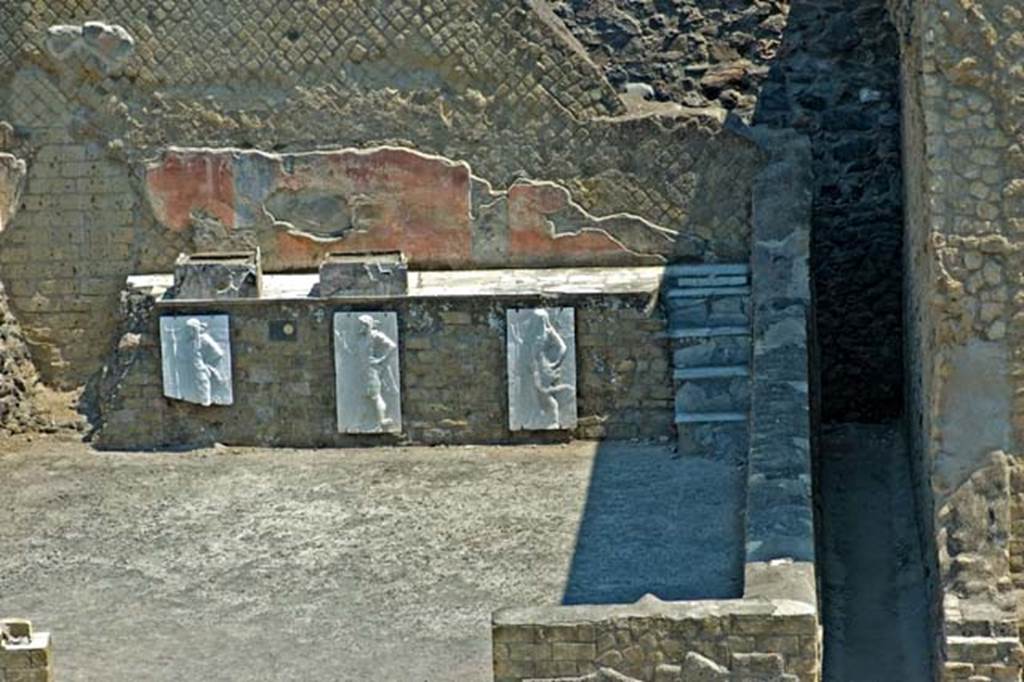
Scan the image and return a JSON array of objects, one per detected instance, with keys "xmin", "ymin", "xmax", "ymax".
[
  {"xmin": 563, "ymin": 447, "xmax": 744, "ymax": 604},
  {"xmin": 819, "ymin": 423, "xmax": 933, "ymax": 681}
]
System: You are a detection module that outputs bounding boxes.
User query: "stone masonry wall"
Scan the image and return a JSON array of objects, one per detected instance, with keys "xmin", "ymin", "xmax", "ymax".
[
  {"xmin": 492, "ymin": 598, "xmax": 819, "ymax": 682},
  {"xmin": 752, "ymin": 0, "xmax": 904, "ymax": 422},
  {"xmin": 0, "ymin": 152, "xmax": 40, "ymax": 437},
  {"xmin": 0, "ymin": 1, "xmax": 764, "ymax": 390},
  {"xmin": 94, "ymin": 290, "xmax": 673, "ymax": 449},
  {"xmin": 892, "ymin": 0, "xmax": 1024, "ymax": 676}
]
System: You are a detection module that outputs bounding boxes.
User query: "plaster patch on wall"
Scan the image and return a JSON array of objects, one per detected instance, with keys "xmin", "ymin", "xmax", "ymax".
[
  {"xmin": 936, "ymin": 339, "xmax": 1012, "ymax": 499},
  {"xmin": 45, "ymin": 22, "xmax": 135, "ymax": 74},
  {"xmin": 263, "ymin": 188, "xmax": 353, "ymax": 239},
  {"xmin": 507, "ymin": 179, "xmax": 684, "ymax": 263}
]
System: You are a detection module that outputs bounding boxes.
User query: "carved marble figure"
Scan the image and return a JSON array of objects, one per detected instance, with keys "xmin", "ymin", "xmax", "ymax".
[
  {"xmin": 334, "ymin": 312, "xmax": 402, "ymax": 433},
  {"xmin": 160, "ymin": 314, "xmax": 233, "ymax": 406},
  {"xmin": 507, "ymin": 307, "xmax": 577, "ymax": 430}
]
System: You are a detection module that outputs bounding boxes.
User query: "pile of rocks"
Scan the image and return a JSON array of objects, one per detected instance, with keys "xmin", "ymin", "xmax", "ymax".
[
  {"xmin": 551, "ymin": 0, "xmax": 788, "ymax": 116},
  {"xmin": 0, "ymin": 282, "xmax": 44, "ymax": 436}
]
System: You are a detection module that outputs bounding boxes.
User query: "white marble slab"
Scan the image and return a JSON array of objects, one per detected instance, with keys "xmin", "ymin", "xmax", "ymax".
[
  {"xmin": 133, "ymin": 266, "xmax": 667, "ymax": 302},
  {"xmin": 160, "ymin": 314, "xmax": 233, "ymax": 406},
  {"xmin": 507, "ymin": 307, "xmax": 577, "ymax": 431},
  {"xmin": 334, "ymin": 312, "xmax": 402, "ymax": 434}
]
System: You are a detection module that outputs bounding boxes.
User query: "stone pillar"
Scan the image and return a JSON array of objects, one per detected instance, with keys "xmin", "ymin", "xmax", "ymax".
[{"xmin": 1, "ymin": 619, "xmax": 53, "ymax": 682}]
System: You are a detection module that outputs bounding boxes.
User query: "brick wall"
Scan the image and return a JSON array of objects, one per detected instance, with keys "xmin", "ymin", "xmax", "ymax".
[
  {"xmin": 492, "ymin": 596, "xmax": 819, "ymax": 682},
  {"xmin": 0, "ymin": 139, "xmax": 136, "ymax": 387},
  {"xmin": 94, "ymin": 290, "xmax": 673, "ymax": 449}
]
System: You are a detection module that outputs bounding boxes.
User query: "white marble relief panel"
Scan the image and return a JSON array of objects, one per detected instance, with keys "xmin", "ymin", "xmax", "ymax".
[
  {"xmin": 507, "ymin": 307, "xmax": 577, "ymax": 431},
  {"xmin": 334, "ymin": 312, "xmax": 402, "ymax": 434},
  {"xmin": 160, "ymin": 314, "xmax": 233, "ymax": 406}
]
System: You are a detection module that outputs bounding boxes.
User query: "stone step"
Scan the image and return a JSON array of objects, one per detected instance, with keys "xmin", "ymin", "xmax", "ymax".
[
  {"xmin": 675, "ymin": 275, "xmax": 749, "ymax": 288},
  {"xmin": 677, "ymin": 420, "xmax": 749, "ymax": 463},
  {"xmin": 662, "ymin": 326, "xmax": 750, "ymax": 339},
  {"xmin": 666, "ymin": 286, "xmax": 750, "ymax": 298},
  {"xmin": 664, "ymin": 263, "xmax": 749, "ymax": 277},
  {"xmin": 675, "ymin": 376, "xmax": 750, "ymax": 414},
  {"xmin": 667, "ymin": 296, "xmax": 750, "ymax": 327},
  {"xmin": 673, "ymin": 365, "xmax": 749, "ymax": 380},
  {"xmin": 674, "ymin": 337, "xmax": 751, "ymax": 368},
  {"xmin": 675, "ymin": 411, "xmax": 747, "ymax": 424}
]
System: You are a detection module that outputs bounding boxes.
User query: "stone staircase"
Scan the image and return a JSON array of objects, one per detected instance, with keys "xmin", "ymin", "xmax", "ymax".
[{"xmin": 663, "ymin": 264, "xmax": 751, "ymax": 462}]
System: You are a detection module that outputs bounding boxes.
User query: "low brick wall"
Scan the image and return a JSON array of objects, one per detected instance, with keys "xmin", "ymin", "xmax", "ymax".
[
  {"xmin": 94, "ymin": 286, "xmax": 673, "ymax": 449},
  {"xmin": 493, "ymin": 594, "xmax": 818, "ymax": 682}
]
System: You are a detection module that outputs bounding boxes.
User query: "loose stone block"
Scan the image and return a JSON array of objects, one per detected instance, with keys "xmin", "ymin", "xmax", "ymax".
[
  {"xmin": 334, "ymin": 312, "xmax": 402, "ymax": 434},
  {"xmin": 507, "ymin": 307, "xmax": 578, "ymax": 431},
  {"xmin": 319, "ymin": 251, "xmax": 408, "ymax": 297},
  {"xmin": 173, "ymin": 251, "xmax": 261, "ymax": 299},
  {"xmin": 159, "ymin": 315, "xmax": 233, "ymax": 406},
  {"xmin": 1, "ymin": 619, "xmax": 52, "ymax": 682}
]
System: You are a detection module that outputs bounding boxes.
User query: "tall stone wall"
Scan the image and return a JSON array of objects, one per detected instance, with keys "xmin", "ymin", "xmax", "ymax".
[
  {"xmin": 893, "ymin": 0, "xmax": 1024, "ymax": 677},
  {"xmin": 0, "ymin": 1, "xmax": 764, "ymax": 390},
  {"xmin": 751, "ymin": 0, "xmax": 905, "ymax": 422}
]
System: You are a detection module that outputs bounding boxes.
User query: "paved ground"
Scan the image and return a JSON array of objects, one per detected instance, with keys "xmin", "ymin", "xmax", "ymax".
[
  {"xmin": 0, "ymin": 436, "xmax": 742, "ymax": 681},
  {"xmin": 819, "ymin": 423, "xmax": 933, "ymax": 682}
]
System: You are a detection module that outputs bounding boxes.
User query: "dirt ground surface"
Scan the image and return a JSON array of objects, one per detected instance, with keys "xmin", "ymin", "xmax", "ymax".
[
  {"xmin": 819, "ymin": 423, "xmax": 933, "ymax": 681},
  {"xmin": 0, "ymin": 436, "xmax": 741, "ymax": 681}
]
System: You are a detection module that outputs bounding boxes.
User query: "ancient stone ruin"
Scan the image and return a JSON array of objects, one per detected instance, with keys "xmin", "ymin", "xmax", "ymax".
[{"xmin": 0, "ymin": 0, "xmax": 1021, "ymax": 680}]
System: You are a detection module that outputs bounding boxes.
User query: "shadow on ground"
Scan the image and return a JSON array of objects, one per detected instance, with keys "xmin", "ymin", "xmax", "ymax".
[
  {"xmin": 562, "ymin": 445, "xmax": 744, "ymax": 605},
  {"xmin": 818, "ymin": 423, "xmax": 933, "ymax": 682}
]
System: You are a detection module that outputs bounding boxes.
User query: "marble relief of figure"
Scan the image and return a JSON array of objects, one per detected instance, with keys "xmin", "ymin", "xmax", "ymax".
[
  {"xmin": 529, "ymin": 309, "xmax": 575, "ymax": 427},
  {"xmin": 160, "ymin": 314, "xmax": 233, "ymax": 406},
  {"xmin": 185, "ymin": 317, "xmax": 227, "ymax": 406},
  {"xmin": 507, "ymin": 307, "xmax": 578, "ymax": 431},
  {"xmin": 334, "ymin": 312, "xmax": 402, "ymax": 434},
  {"xmin": 355, "ymin": 314, "xmax": 397, "ymax": 429}
]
